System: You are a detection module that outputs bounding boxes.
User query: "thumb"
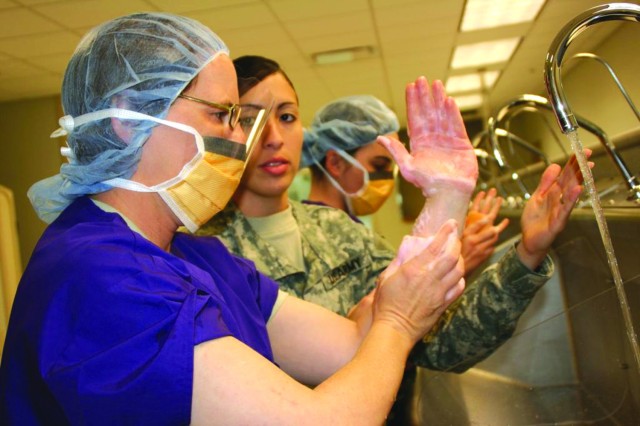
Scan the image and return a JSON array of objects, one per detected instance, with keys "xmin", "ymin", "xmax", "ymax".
[
  {"xmin": 378, "ymin": 135, "xmax": 416, "ymax": 182},
  {"xmin": 378, "ymin": 135, "xmax": 410, "ymax": 166}
]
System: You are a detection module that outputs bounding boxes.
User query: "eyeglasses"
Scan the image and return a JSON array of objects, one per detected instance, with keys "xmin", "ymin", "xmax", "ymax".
[{"xmin": 178, "ymin": 94, "xmax": 242, "ymax": 130}]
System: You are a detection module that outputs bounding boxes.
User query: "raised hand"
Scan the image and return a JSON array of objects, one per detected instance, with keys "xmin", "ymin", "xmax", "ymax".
[
  {"xmin": 462, "ymin": 188, "xmax": 510, "ymax": 275},
  {"xmin": 516, "ymin": 150, "xmax": 593, "ymax": 270},
  {"xmin": 377, "ymin": 77, "xmax": 478, "ymax": 197}
]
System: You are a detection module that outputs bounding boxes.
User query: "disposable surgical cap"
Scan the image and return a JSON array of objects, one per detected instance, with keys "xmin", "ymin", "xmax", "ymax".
[
  {"xmin": 301, "ymin": 95, "xmax": 399, "ymax": 168},
  {"xmin": 28, "ymin": 12, "xmax": 229, "ymax": 223}
]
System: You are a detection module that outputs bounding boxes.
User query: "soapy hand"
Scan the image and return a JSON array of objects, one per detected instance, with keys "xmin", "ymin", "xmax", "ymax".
[
  {"xmin": 374, "ymin": 219, "xmax": 465, "ymax": 342},
  {"xmin": 377, "ymin": 77, "xmax": 478, "ymax": 197}
]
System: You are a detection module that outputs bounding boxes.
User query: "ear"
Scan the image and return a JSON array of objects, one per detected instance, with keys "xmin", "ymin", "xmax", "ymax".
[
  {"xmin": 110, "ymin": 95, "xmax": 135, "ymax": 144},
  {"xmin": 325, "ymin": 150, "xmax": 346, "ymax": 178}
]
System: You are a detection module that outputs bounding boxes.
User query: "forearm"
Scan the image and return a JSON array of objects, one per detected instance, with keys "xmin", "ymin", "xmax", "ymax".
[
  {"xmin": 193, "ymin": 330, "xmax": 410, "ymax": 426},
  {"xmin": 413, "ymin": 186, "xmax": 472, "ymax": 237},
  {"xmin": 313, "ymin": 322, "xmax": 414, "ymax": 424},
  {"xmin": 408, "ymin": 244, "xmax": 553, "ymax": 372}
]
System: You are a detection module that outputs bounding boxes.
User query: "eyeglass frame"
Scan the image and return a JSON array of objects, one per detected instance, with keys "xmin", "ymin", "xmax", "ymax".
[{"xmin": 177, "ymin": 94, "xmax": 242, "ymax": 130}]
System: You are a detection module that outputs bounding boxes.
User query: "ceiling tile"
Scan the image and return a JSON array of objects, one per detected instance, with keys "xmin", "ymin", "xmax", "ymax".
[
  {"xmin": 0, "ymin": 7, "xmax": 61, "ymax": 37},
  {"xmin": 373, "ymin": 0, "xmax": 463, "ymax": 12},
  {"xmin": 283, "ymin": 13, "xmax": 373, "ymax": 40},
  {"xmin": 0, "ymin": 30, "xmax": 79, "ymax": 58},
  {"xmin": 0, "ymin": 56, "xmax": 48, "ymax": 78},
  {"xmin": 183, "ymin": 2, "xmax": 277, "ymax": 32},
  {"xmin": 219, "ymin": 24, "xmax": 291, "ymax": 51},
  {"xmin": 378, "ymin": 17, "xmax": 457, "ymax": 41},
  {"xmin": 0, "ymin": 0, "xmax": 634, "ymax": 121},
  {"xmin": 32, "ymin": 0, "xmax": 155, "ymax": 29},
  {"xmin": 268, "ymin": 0, "xmax": 368, "ymax": 22},
  {"xmin": 13, "ymin": 0, "xmax": 66, "ymax": 4},
  {"xmin": 380, "ymin": 32, "xmax": 455, "ymax": 62},
  {"xmin": 147, "ymin": 0, "xmax": 257, "ymax": 14},
  {"xmin": 0, "ymin": 0, "xmax": 17, "ymax": 9},
  {"xmin": 374, "ymin": 0, "xmax": 463, "ymax": 28},
  {"xmin": 24, "ymin": 52, "xmax": 69, "ymax": 74}
]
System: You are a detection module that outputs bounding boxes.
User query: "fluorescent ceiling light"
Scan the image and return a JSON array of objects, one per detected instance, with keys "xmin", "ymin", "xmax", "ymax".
[
  {"xmin": 445, "ymin": 71, "xmax": 500, "ymax": 93},
  {"xmin": 313, "ymin": 46, "xmax": 374, "ymax": 65},
  {"xmin": 451, "ymin": 37, "xmax": 520, "ymax": 69},
  {"xmin": 461, "ymin": 0, "xmax": 546, "ymax": 31},
  {"xmin": 453, "ymin": 94, "xmax": 484, "ymax": 111}
]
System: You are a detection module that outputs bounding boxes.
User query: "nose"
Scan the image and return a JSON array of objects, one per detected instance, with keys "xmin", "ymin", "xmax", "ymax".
[{"xmin": 262, "ymin": 116, "xmax": 284, "ymax": 149}]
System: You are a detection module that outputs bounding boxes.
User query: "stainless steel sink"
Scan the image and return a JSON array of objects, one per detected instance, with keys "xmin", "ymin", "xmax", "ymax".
[{"xmin": 407, "ymin": 208, "xmax": 640, "ymax": 425}]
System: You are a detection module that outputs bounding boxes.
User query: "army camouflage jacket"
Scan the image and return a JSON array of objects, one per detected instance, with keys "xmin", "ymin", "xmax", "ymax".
[{"xmin": 196, "ymin": 200, "xmax": 553, "ymax": 372}]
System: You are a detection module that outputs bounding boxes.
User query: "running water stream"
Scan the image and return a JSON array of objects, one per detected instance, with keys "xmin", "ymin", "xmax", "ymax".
[{"xmin": 567, "ymin": 130, "xmax": 640, "ymax": 376}]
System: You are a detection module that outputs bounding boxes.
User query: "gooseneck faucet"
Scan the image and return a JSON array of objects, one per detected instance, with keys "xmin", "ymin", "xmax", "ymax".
[{"xmin": 543, "ymin": 3, "xmax": 640, "ymax": 200}]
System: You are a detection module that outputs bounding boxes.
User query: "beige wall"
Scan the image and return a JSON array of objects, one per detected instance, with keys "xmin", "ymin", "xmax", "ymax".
[{"xmin": 0, "ymin": 96, "xmax": 62, "ymax": 268}]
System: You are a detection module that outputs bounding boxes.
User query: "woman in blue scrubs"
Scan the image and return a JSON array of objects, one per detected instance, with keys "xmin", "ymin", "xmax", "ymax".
[{"xmin": 0, "ymin": 12, "xmax": 468, "ymax": 425}]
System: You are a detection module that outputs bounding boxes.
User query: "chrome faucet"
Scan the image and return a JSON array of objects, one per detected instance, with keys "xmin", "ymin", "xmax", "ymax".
[{"xmin": 543, "ymin": 3, "xmax": 640, "ymax": 200}]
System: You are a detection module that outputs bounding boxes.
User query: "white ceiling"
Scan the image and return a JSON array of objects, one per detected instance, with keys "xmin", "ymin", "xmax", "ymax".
[{"xmin": 0, "ymin": 0, "xmax": 635, "ymax": 127}]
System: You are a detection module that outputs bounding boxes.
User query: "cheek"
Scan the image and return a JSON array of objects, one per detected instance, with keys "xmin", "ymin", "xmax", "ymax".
[
  {"xmin": 287, "ymin": 126, "xmax": 304, "ymax": 159},
  {"xmin": 340, "ymin": 166, "xmax": 364, "ymax": 193}
]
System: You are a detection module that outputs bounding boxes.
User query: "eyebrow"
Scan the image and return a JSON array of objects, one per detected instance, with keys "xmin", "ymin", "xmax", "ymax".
[{"xmin": 241, "ymin": 101, "xmax": 297, "ymax": 111}]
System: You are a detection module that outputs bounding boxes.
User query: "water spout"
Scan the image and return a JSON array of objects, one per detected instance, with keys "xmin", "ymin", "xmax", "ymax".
[{"xmin": 543, "ymin": 3, "xmax": 640, "ymax": 200}]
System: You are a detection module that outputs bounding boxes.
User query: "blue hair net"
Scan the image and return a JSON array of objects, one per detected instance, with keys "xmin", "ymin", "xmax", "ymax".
[
  {"xmin": 301, "ymin": 95, "xmax": 399, "ymax": 168},
  {"xmin": 28, "ymin": 12, "xmax": 229, "ymax": 223}
]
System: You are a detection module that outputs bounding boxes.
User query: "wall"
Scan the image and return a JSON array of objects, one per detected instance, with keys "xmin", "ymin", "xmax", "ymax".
[{"xmin": 0, "ymin": 96, "xmax": 61, "ymax": 267}]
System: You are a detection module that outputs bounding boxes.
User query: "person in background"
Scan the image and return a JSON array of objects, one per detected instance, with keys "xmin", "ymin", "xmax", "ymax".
[
  {"xmin": 0, "ymin": 13, "xmax": 469, "ymax": 425},
  {"xmin": 301, "ymin": 95, "xmax": 509, "ymax": 277},
  {"xmin": 197, "ymin": 54, "xmax": 589, "ymax": 400}
]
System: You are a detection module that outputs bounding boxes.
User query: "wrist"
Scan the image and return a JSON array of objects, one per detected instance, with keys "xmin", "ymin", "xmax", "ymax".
[
  {"xmin": 370, "ymin": 317, "xmax": 420, "ymax": 350},
  {"xmin": 413, "ymin": 186, "xmax": 473, "ymax": 237},
  {"xmin": 515, "ymin": 241, "xmax": 546, "ymax": 271}
]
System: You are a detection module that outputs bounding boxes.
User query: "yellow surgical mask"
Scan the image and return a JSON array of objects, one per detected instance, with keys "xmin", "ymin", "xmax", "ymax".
[
  {"xmin": 347, "ymin": 170, "xmax": 395, "ymax": 216},
  {"xmin": 61, "ymin": 107, "xmax": 269, "ymax": 232},
  {"xmin": 315, "ymin": 148, "xmax": 395, "ymax": 217},
  {"xmin": 159, "ymin": 137, "xmax": 247, "ymax": 231}
]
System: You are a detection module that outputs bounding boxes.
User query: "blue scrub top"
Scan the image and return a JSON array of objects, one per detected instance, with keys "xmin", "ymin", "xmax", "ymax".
[{"xmin": 0, "ymin": 196, "xmax": 279, "ymax": 425}]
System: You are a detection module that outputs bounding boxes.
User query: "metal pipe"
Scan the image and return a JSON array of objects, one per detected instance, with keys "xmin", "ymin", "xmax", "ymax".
[
  {"xmin": 568, "ymin": 53, "xmax": 640, "ymax": 121},
  {"xmin": 543, "ymin": 2, "xmax": 640, "ymax": 134},
  {"xmin": 495, "ymin": 94, "xmax": 640, "ymax": 200}
]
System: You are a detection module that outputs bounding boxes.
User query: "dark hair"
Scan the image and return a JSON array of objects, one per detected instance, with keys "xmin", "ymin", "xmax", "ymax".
[
  {"xmin": 233, "ymin": 55, "xmax": 296, "ymax": 98},
  {"xmin": 308, "ymin": 146, "xmax": 360, "ymax": 180}
]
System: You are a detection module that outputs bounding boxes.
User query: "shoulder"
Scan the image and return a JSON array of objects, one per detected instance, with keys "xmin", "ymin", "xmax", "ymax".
[
  {"xmin": 292, "ymin": 200, "xmax": 394, "ymax": 253},
  {"xmin": 293, "ymin": 200, "xmax": 361, "ymax": 230}
]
